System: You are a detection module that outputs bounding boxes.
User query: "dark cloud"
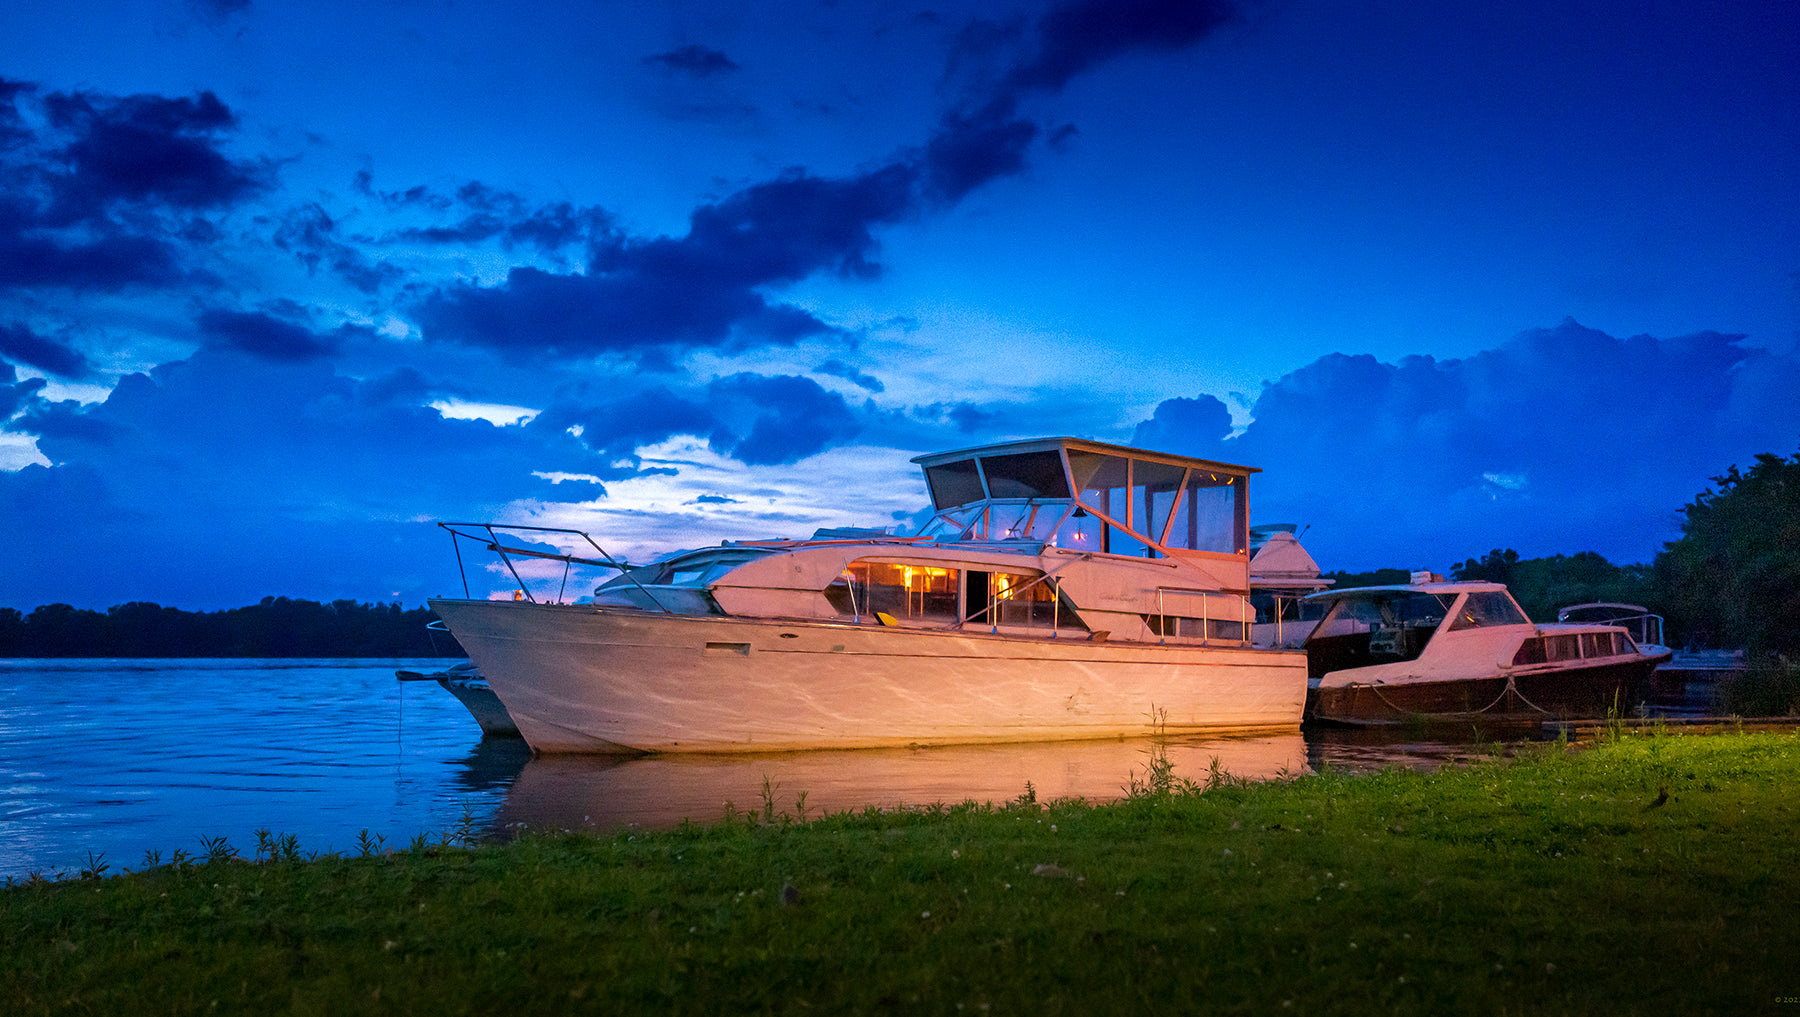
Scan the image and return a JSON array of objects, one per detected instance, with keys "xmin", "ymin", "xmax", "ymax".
[
  {"xmin": 196, "ymin": 309, "xmax": 339, "ymax": 362},
  {"xmin": 1003, "ymin": 0, "xmax": 1244, "ymax": 95},
  {"xmin": 416, "ymin": 165, "xmax": 916, "ymax": 361},
  {"xmin": 542, "ymin": 386, "xmax": 720, "ymax": 463},
  {"xmin": 705, "ymin": 373, "xmax": 861, "ymax": 465},
  {"xmin": 0, "ymin": 78, "xmax": 32, "ymax": 146},
  {"xmin": 0, "ymin": 322, "xmax": 95, "ymax": 379},
  {"xmin": 947, "ymin": 402, "xmax": 996, "ymax": 433},
  {"xmin": 380, "ymin": 180, "xmax": 619, "ymax": 259},
  {"xmin": 693, "ymin": 493, "xmax": 740, "ymax": 505},
  {"xmin": 816, "ymin": 359, "xmax": 884, "ymax": 393},
  {"xmin": 0, "ymin": 82, "xmax": 266, "ymax": 295},
  {"xmin": 414, "ymin": 0, "xmax": 1251, "ymax": 367},
  {"xmin": 645, "ymin": 45, "xmax": 741, "ymax": 77},
  {"xmin": 0, "ymin": 360, "xmax": 47, "ymax": 419},
  {"xmin": 921, "ymin": 99, "xmax": 1041, "ymax": 204},
  {"xmin": 42, "ymin": 89, "xmax": 268, "ymax": 223},
  {"xmin": 273, "ymin": 203, "xmax": 399, "ymax": 294},
  {"xmin": 1130, "ymin": 320, "xmax": 1800, "ymax": 569},
  {"xmin": 0, "ymin": 228, "xmax": 184, "ymax": 293}
]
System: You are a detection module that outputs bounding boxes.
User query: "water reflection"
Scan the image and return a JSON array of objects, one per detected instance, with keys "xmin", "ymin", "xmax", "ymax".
[
  {"xmin": 1303, "ymin": 722, "xmax": 1544, "ymax": 773},
  {"xmin": 1, "ymin": 657, "xmax": 1648, "ymax": 880},
  {"xmin": 492, "ymin": 733, "xmax": 1308, "ymax": 835}
]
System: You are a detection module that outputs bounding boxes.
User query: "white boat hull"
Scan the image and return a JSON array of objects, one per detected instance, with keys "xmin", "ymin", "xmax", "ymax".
[{"xmin": 429, "ymin": 599, "xmax": 1307, "ymax": 754}]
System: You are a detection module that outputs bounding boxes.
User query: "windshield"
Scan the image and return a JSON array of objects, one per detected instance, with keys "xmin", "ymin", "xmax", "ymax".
[
  {"xmin": 1310, "ymin": 591, "xmax": 1453, "ymax": 640},
  {"xmin": 597, "ymin": 548, "xmax": 770, "ymax": 590}
]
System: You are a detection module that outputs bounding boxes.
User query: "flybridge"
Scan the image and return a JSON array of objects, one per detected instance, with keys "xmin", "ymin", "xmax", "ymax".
[{"xmin": 911, "ymin": 436, "xmax": 1254, "ymax": 560}]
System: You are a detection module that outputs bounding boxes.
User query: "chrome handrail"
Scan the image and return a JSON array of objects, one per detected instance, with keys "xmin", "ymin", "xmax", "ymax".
[{"xmin": 437, "ymin": 522, "xmax": 673, "ymax": 612}]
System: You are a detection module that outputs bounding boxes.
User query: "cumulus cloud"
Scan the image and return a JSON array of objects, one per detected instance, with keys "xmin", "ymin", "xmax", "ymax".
[
  {"xmin": 1130, "ymin": 320, "xmax": 1800, "ymax": 569},
  {"xmin": 0, "ymin": 323, "xmax": 95, "ymax": 379},
  {"xmin": 705, "ymin": 373, "xmax": 862, "ymax": 465},
  {"xmin": 0, "ymin": 345, "xmax": 626, "ymax": 607}
]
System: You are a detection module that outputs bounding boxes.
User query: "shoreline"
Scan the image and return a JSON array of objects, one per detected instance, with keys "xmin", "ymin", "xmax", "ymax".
[{"xmin": 6, "ymin": 728, "xmax": 1796, "ymax": 1013}]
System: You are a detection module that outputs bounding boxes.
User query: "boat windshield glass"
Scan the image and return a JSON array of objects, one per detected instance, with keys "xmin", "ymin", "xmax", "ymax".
[
  {"xmin": 598, "ymin": 549, "xmax": 769, "ymax": 590},
  {"xmin": 980, "ymin": 451, "xmax": 1070, "ymax": 499},
  {"xmin": 1447, "ymin": 590, "xmax": 1531, "ymax": 630},
  {"xmin": 1310, "ymin": 591, "xmax": 1453, "ymax": 640},
  {"xmin": 981, "ymin": 503, "xmax": 1034, "ymax": 540},
  {"xmin": 924, "ymin": 458, "xmax": 984, "ymax": 509}
]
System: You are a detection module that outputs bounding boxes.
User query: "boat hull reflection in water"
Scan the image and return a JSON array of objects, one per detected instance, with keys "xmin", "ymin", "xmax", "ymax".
[{"xmin": 496, "ymin": 733, "xmax": 1307, "ymax": 833}]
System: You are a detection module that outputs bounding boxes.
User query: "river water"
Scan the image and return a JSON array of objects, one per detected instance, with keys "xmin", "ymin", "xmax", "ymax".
[{"xmin": 0, "ymin": 658, "xmax": 1525, "ymax": 881}]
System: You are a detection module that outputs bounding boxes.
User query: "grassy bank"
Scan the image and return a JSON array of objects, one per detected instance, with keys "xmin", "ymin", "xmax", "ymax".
[{"xmin": 5, "ymin": 731, "xmax": 1798, "ymax": 1015}]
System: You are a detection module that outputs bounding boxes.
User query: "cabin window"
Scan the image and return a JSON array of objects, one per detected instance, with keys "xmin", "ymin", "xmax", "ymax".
[
  {"xmin": 1165, "ymin": 474, "xmax": 1238, "ymax": 553},
  {"xmin": 1052, "ymin": 508, "xmax": 1103, "ymax": 551},
  {"xmin": 826, "ymin": 563, "xmax": 960, "ymax": 621},
  {"xmin": 979, "ymin": 451, "xmax": 1071, "ymax": 499},
  {"xmin": 924, "ymin": 459, "xmax": 984, "ymax": 509},
  {"xmin": 966, "ymin": 570, "xmax": 1073, "ymax": 629},
  {"xmin": 1543, "ymin": 634, "xmax": 1580, "ymax": 662},
  {"xmin": 1069, "ymin": 451, "xmax": 1145, "ymax": 556},
  {"xmin": 1133, "ymin": 460, "xmax": 1187, "ymax": 551},
  {"xmin": 1024, "ymin": 504, "xmax": 1070, "ymax": 541},
  {"xmin": 1581, "ymin": 632, "xmax": 1620, "ymax": 658},
  {"xmin": 1447, "ymin": 591, "xmax": 1530, "ymax": 630},
  {"xmin": 1512, "ymin": 637, "xmax": 1548, "ymax": 665},
  {"xmin": 1145, "ymin": 615, "xmax": 1249, "ymax": 642},
  {"xmin": 1250, "ymin": 591, "xmax": 1327, "ymax": 625}
]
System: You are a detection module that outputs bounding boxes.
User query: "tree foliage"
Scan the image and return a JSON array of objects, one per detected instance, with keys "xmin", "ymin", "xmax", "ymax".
[
  {"xmin": 1654, "ymin": 449, "xmax": 1800, "ymax": 654},
  {"xmin": 1450, "ymin": 548, "xmax": 1654, "ymax": 625},
  {"xmin": 0, "ymin": 597, "xmax": 463, "ymax": 658}
]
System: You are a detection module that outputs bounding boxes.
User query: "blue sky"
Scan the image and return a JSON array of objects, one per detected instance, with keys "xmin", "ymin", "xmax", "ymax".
[{"xmin": 2, "ymin": 0, "xmax": 1796, "ymax": 609}]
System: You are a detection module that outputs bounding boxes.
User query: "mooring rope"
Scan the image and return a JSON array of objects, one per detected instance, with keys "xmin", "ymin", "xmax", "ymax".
[{"xmin": 1353, "ymin": 672, "xmax": 1552, "ymax": 720}]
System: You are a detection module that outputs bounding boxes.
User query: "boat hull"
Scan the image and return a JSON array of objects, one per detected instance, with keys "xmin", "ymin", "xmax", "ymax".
[
  {"xmin": 429, "ymin": 599, "xmax": 1307, "ymax": 754},
  {"xmin": 1308, "ymin": 653, "xmax": 1668, "ymax": 726}
]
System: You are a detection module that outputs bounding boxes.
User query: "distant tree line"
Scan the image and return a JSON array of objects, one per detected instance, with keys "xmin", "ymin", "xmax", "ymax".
[
  {"xmin": 1321, "ymin": 444, "xmax": 1800, "ymax": 659},
  {"xmin": 0, "ymin": 597, "xmax": 464, "ymax": 658}
]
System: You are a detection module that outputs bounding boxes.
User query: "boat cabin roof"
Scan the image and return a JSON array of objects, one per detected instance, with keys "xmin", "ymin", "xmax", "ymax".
[
  {"xmin": 913, "ymin": 436, "xmax": 1256, "ymax": 484},
  {"xmin": 1304, "ymin": 581, "xmax": 1508, "ymax": 603},
  {"xmin": 906, "ymin": 436, "xmax": 1257, "ymax": 561}
]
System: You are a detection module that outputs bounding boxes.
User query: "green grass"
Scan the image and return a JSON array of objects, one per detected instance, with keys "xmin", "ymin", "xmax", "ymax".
[{"xmin": 5, "ymin": 731, "xmax": 1799, "ymax": 1015}]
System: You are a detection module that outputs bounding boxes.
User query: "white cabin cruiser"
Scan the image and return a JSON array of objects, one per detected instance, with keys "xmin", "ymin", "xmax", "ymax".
[
  {"xmin": 428, "ymin": 437, "xmax": 1308, "ymax": 754},
  {"xmin": 1305, "ymin": 579, "xmax": 1672, "ymax": 725}
]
